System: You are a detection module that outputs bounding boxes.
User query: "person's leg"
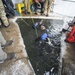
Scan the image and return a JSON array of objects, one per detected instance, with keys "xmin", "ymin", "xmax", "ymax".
[
  {"xmin": 0, "ymin": 32, "xmax": 15, "ymax": 63},
  {"xmin": 0, "ymin": 43, "xmax": 7, "ymax": 63},
  {"xmin": 45, "ymin": 0, "xmax": 50, "ymax": 16},
  {"xmin": 0, "ymin": 31, "xmax": 6, "ymax": 45},
  {"xmin": 0, "ymin": 19, "xmax": 3, "ymax": 28},
  {"xmin": 0, "ymin": 31, "xmax": 13, "ymax": 48},
  {"xmin": 24, "ymin": 0, "xmax": 30, "ymax": 14},
  {"xmin": 24, "ymin": 0, "xmax": 28, "ymax": 13},
  {"xmin": 40, "ymin": 2, "xmax": 44, "ymax": 14},
  {"xmin": 34, "ymin": 2, "xmax": 38, "ymax": 14},
  {"xmin": 47, "ymin": 0, "xmax": 53, "ymax": 16},
  {"xmin": 43, "ymin": 0, "xmax": 48, "ymax": 15},
  {"xmin": 0, "ymin": 0, "xmax": 9, "ymax": 27},
  {"xmin": 0, "ymin": 43, "xmax": 15, "ymax": 63},
  {"xmin": 27, "ymin": 0, "xmax": 30, "ymax": 13},
  {"xmin": 0, "ymin": 10, "xmax": 9, "ymax": 27}
]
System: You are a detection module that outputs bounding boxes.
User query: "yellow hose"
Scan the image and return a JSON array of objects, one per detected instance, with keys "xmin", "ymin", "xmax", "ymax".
[{"xmin": 30, "ymin": 12, "xmax": 38, "ymax": 37}]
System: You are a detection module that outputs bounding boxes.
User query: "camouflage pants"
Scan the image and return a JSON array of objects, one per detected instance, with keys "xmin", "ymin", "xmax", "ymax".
[
  {"xmin": 43, "ymin": 0, "xmax": 53, "ymax": 15},
  {"xmin": 0, "ymin": 0, "xmax": 9, "ymax": 26},
  {"xmin": 24, "ymin": 0, "xmax": 30, "ymax": 12}
]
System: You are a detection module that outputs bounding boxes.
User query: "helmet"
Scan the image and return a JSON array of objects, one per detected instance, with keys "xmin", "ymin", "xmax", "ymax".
[
  {"xmin": 41, "ymin": 26, "xmax": 46, "ymax": 30},
  {"xmin": 41, "ymin": 33, "xmax": 47, "ymax": 40}
]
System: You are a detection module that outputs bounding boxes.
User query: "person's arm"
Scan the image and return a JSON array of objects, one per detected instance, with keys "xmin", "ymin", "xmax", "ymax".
[
  {"xmin": 2, "ymin": 0, "xmax": 8, "ymax": 6},
  {"xmin": 69, "ymin": 26, "xmax": 75, "ymax": 36},
  {"xmin": 72, "ymin": 17, "xmax": 75, "ymax": 23}
]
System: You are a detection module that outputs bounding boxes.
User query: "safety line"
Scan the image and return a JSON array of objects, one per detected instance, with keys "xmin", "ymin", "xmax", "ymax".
[{"xmin": 30, "ymin": 12, "xmax": 38, "ymax": 37}]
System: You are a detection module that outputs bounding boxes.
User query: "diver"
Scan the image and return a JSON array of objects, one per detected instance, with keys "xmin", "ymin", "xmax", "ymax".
[{"xmin": 32, "ymin": 20, "xmax": 50, "ymax": 34}]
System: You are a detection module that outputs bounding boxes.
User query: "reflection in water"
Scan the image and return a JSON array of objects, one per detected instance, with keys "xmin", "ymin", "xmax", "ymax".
[{"xmin": 17, "ymin": 18, "xmax": 63, "ymax": 75}]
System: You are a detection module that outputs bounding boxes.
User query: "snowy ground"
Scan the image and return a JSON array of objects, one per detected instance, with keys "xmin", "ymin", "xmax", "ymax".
[{"xmin": 53, "ymin": 0, "xmax": 75, "ymax": 17}]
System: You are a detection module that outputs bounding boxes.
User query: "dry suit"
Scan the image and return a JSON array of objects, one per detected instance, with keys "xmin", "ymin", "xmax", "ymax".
[
  {"xmin": 66, "ymin": 26, "xmax": 75, "ymax": 42},
  {"xmin": 35, "ymin": 33, "xmax": 52, "ymax": 42}
]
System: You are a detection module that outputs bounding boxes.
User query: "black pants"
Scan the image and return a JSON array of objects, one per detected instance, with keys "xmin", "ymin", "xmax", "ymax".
[{"xmin": 40, "ymin": 2, "xmax": 44, "ymax": 13}]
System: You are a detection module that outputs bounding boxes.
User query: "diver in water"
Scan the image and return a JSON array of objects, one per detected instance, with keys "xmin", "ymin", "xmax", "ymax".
[{"xmin": 35, "ymin": 32, "xmax": 53, "ymax": 57}]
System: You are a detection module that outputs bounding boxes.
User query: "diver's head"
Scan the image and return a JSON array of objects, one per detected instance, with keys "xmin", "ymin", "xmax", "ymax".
[{"xmin": 41, "ymin": 25, "xmax": 46, "ymax": 30}]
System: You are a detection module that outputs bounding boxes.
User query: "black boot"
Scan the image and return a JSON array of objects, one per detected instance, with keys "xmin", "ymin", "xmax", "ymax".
[
  {"xmin": 4, "ymin": 24, "xmax": 10, "ymax": 28},
  {"xmin": 2, "ymin": 40, "xmax": 13, "ymax": 48},
  {"xmin": 5, "ymin": 52, "xmax": 15, "ymax": 61}
]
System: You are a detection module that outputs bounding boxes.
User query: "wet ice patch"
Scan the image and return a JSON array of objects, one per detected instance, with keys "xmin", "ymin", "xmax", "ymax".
[
  {"xmin": 60, "ymin": 32, "xmax": 67, "ymax": 58},
  {"xmin": 49, "ymin": 20, "xmax": 63, "ymax": 35}
]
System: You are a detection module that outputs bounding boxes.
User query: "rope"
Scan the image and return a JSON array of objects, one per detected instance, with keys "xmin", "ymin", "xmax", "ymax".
[
  {"xmin": 19, "ymin": 3, "xmax": 38, "ymax": 37},
  {"xmin": 21, "ymin": 18, "xmax": 30, "ymax": 27},
  {"xmin": 30, "ymin": 12, "xmax": 38, "ymax": 37},
  {"xmin": 20, "ymin": 13, "xmax": 38, "ymax": 37}
]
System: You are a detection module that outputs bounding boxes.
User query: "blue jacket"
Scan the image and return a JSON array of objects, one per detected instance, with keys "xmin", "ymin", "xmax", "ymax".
[
  {"xmin": 41, "ymin": 33, "xmax": 52, "ymax": 40},
  {"xmin": 41, "ymin": 33, "xmax": 47, "ymax": 40}
]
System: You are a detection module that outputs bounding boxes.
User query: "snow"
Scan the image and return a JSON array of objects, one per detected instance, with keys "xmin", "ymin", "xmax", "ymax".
[
  {"xmin": 53, "ymin": 0, "xmax": 75, "ymax": 17},
  {"xmin": 0, "ymin": 60, "xmax": 33, "ymax": 75},
  {"xmin": 60, "ymin": 33, "xmax": 67, "ymax": 58}
]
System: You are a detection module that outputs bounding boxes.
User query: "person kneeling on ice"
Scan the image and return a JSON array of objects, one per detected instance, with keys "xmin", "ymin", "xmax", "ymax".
[
  {"xmin": 65, "ymin": 23, "xmax": 75, "ymax": 43},
  {"xmin": 32, "ymin": 20, "xmax": 43, "ymax": 29},
  {"xmin": 35, "ymin": 33, "xmax": 52, "ymax": 45}
]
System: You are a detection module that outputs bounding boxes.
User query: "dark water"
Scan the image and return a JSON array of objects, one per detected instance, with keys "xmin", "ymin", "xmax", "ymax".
[{"xmin": 16, "ymin": 18, "xmax": 63, "ymax": 75}]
